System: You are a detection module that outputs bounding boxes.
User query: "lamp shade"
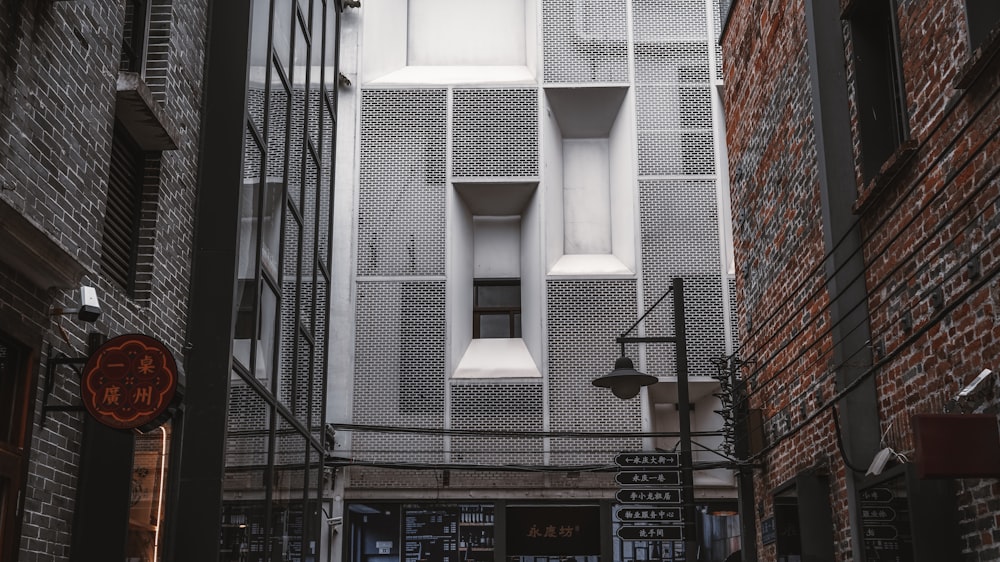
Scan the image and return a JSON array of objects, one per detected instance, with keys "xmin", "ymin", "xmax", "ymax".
[{"xmin": 592, "ymin": 356, "xmax": 658, "ymax": 399}]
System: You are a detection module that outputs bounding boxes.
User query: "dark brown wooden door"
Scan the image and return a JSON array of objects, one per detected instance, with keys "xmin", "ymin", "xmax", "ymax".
[{"xmin": 0, "ymin": 334, "xmax": 32, "ymax": 562}]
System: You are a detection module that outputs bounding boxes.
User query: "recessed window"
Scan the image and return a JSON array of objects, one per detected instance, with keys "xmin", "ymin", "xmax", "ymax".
[
  {"xmin": 966, "ymin": 0, "xmax": 1000, "ymax": 52},
  {"xmin": 120, "ymin": 0, "xmax": 150, "ymax": 73},
  {"xmin": 473, "ymin": 280, "xmax": 521, "ymax": 339},
  {"xmin": 848, "ymin": 1, "xmax": 909, "ymax": 181}
]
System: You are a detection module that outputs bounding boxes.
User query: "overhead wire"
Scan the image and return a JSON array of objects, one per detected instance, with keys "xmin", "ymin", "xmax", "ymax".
[
  {"xmin": 727, "ymin": 76, "xmax": 1000, "ymax": 456},
  {"xmin": 735, "ymin": 84, "xmax": 1000, "ymax": 404},
  {"xmin": 744, "ymin": 187, "xmax": 1000, "ymax": 462}
]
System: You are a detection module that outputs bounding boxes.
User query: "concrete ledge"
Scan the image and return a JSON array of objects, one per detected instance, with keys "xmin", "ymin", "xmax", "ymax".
[
  {"xmin": 0, "ymin": 198, "xmax": 88, "ymax": 289},
  {"xmin": 116, "ymin": 72, "xmax": 179, "ymax": 151}
]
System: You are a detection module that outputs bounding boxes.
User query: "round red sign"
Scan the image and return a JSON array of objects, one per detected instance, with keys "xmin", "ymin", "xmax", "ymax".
[{"xmin": 81, "ymin": 334, "xmax": 179, "ymax": 431}]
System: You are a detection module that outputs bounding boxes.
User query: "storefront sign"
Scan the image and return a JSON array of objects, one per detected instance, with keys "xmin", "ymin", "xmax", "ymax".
[
  {"xmin": 506, "ymin": 505, "xmax": 600, "ymax": 556},
  {"xmin": 81, "ymin": 334, "xmax": 179, "ymax": 431}
]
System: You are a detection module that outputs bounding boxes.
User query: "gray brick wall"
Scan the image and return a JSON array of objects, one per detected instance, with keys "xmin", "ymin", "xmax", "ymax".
[{"xmin": 0, "ymin": 0, "xmax": 208, "ymax": 559}]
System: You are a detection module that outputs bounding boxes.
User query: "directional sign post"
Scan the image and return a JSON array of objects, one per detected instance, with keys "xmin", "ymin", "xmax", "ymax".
[
  {"xmin": 615, "ymin": 470, "xmax": 681, "ymax": 487},
  {"xmin": 614, "ymin": 453, "xmax": 680, "ymax": 469},
  {"xmin": 616, "ymin": 507, "xmax": 683, "ymax": 523},
  {"xmin": 615, "ymin": 489, "xmax": 683, "ymax": 504},
  {"xmin": 617, "ymin": 526, "xmax": 684, "ymax": 541}
]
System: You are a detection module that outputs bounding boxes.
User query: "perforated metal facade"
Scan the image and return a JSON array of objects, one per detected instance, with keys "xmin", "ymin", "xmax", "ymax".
[
  {"xmin": 451, "ymin": 383, "xmax": 545, "ymax": 466},
  {"xmin": 542, "ymin": 0, "xmax": 629, "ymax": 83},
  {"xmin": 547, "ymin": 280, "xmax": 645, "ymax": 464},
  {"xmin": 343, "ymin": 0, "xmax": 731, "ymax": 501},
  {"xmin": 358, "ymin": 89, "xmax": 447, "ymax": 277},
  {"xmin": 452, "ymin": 88, "xmax": 539, "ymax": 178},
  {"xmin": 353, "ymin": 281, "xmax": 446, "ymax": 464}
]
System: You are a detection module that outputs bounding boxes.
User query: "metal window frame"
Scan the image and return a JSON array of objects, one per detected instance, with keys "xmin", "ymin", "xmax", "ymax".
[{"xmin": 473, "ymin": 278, "xmax": 522, "ymax": 339}]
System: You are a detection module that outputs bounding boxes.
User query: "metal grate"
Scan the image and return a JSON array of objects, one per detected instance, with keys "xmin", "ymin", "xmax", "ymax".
[
  {"xmin": 452, "ymin": 88, "xmax": 538, "ymax": 178},
  {"xmin": 450, "ymin": 383, "xmax": 544, "ymax": 466},
  {"xmin": 633, "ymin": 0, "xmax": 707, "ymax": 41},
  {"xmin": 639, "ymin": 179, "xmax": 726, "ymax": 378},
  {"xmin": 542, "ymin": 0, "xmax": 629, "ymax": 83},
  {"xmin": 547, "ymin": 280, "xmax": 644, "ymax": 464},
  {"xmin": 633, "ymin": 1, "xmax": 716, "ymax": 178},
  {"xmin": 353, "ymin": 281, "xmax": 446, "ymax": 463},
  {"xmin": 358, "ymin": 89, "xmax": 447, "ymax": 277}
]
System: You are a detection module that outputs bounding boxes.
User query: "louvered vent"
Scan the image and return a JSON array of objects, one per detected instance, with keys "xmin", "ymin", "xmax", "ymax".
[{"xmin": 102, "ymin": 124, "xmax": 143, "ymax": 293}]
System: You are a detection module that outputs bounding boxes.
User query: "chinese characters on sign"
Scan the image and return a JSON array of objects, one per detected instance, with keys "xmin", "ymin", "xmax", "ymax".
[
  {"xmin": 81, "ymin": 334, "xmax": 179, "ymax": 430},
  {"xmin": 506, "ymin": 506, "xmax": 600, "ymax": 556},
  {"xmin": 859, "ymin": 482, "xmax": 914, "ymax": 561},
  {"xmin": 614, "ymin": 453, "xmax": 680, "ymax": 468},
  {"xmin": 613, "ymin": 452, "xmax": 686, "ymax": 541},
  {"xmin": 616, "ymin": 508, "xmax": 682, "ymax": 523},
  {"xmin": 525, "ymin": 524, "xmax": 579, "ymax": 539},
  {"xmin": 615, "ymin": 489, "xmax": 682, "ymax": 504},
  {"xmin": 615, "ymin": 470, "xmax": 682, "ymax": 486}
]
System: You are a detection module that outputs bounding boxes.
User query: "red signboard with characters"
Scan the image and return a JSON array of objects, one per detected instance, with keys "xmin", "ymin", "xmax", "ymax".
[{"xmin": 81, "ymin": 334, "xmax": 179, "ymax": 431}]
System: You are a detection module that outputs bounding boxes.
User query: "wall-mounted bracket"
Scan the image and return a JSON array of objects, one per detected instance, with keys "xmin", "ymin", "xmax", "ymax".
[{"xmin": 40, "ymin": 345, "xmax": 88, "ymax": 427}]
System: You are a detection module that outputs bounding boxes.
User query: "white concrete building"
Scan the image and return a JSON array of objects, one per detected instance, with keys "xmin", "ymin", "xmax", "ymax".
[{"xmin": 329, "ymin": 2, "xmax": 737, "ymax": 561}]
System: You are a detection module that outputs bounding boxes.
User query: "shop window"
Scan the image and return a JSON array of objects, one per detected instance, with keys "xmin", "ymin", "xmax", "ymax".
[
  {"xmin": 473, "ymin": 280, "xmax": 521, "ymax": 339},
  {"xmin": 848, "ymin": 0, "xmax": 910, "ymax": 181},
  {"xmin": 0, "ymin": 334, "xmax": 32, "ymax": 562},
  {"xmin": 966, "ymin": 0, "xmax": 1000, "ymax": 52},
  {"xmin": 101, "ymin": 121, "xmax": 161, "ymax": 300},
  {"xmin": 125, "ymin": 423, "xmax": 172, "ymax": 562}
]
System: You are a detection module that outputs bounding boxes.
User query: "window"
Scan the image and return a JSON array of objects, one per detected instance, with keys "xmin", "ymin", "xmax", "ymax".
[
  {"xmin": 965, "ymin": 0, "xmax": 1000, "ymax": 52},
  {"xmin": 849, "ymin": 0, "xmax": 909, "ymax": 181},
  {"xmin": 473, "ymin": 279, "xmax": 521, "ymax": 339},
  {"xmin": 0, "ymin": 334, "xmax": 32, "ymax": 562},
  {"xmin": 101, "ymin": 122, "xmax": 160, "ymax": 299},
  {"xmin": 124, "ymin": 423, "xmax": 172, "ymax": 562},
  {"xmin": 120, "ymin": 0, "xmax": 150, "ymax": 73}
]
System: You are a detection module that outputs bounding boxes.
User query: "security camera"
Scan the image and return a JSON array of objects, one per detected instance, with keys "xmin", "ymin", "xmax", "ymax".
[
  {"xmin": 328, "ymin": 516, "xmax": 343, "ymax": 526},
  {"xmin": 78, "ymin": 286, "xmax": 102, "ymax": 322},
  {"xmin": 958, "ymin": 368, "xmax": 993, "ymax": 398},
  {"xmin": 51, "ymin": 286, "xmax": 102, "ymax": 323}
]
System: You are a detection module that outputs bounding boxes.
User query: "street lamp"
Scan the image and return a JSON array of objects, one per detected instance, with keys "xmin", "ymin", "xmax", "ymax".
[
  {"xmin": 593, "ymin": 355, "xmax": 658, "ymax": 399},
  {"xmin": 592, "ymin": 277, "xmax": 698, "ymax": 556}
]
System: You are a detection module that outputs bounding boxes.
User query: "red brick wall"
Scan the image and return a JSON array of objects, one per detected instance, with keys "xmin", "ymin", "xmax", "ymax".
[{"xmin": 723, "ymin": 0, "xmax": 1000, "ymax": 559}]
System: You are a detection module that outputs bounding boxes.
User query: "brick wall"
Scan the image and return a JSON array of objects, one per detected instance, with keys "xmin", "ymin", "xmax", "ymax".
[
  {"xmin": 0, "ymin": 0, "xmax": 208, "ymax": 559},
  {"xmin": 723, "ymin": 0, "xmax": 1000, "ymax": 560}
]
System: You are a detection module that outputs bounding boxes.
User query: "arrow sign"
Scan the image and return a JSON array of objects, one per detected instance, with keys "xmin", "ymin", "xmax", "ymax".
[
  {"xmin": 616, "ymin": 471, "xmax": 681, "ymax": 486},
  {"xmin": 615, "ymin": 507, "xmax": 683, "ymax": 523},
  {"xmin": 615, "ymin": 489, "xmax": 682, "ymax": 504},
  {"xmin": 617, "ymin": 526, "xmax": 684, "ymax": 540},
  {"xmin": 860, "ymin": 507, "xmax": 896, "ymax": 522},
  {"xmin": 863, "ymin": 525, "xmax": 899, "ymax": 540},
  {"xmin": 615, "ymin": 453, "xmax": 680, "ymax": 469},
  {"xmin": 859, "ymin": 488, "xmax": 893, "ymax": 503}
]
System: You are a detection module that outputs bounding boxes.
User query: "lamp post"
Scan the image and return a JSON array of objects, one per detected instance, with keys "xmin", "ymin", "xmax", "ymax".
[{"xmin": 592, "ymin": 277, "xmax": 697, "ymax": 559}]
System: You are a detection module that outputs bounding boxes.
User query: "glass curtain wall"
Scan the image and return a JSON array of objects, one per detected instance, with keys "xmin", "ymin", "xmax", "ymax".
[{"xmin": 221, "ymin": 0, "xmax": 339, "ymax": 560}]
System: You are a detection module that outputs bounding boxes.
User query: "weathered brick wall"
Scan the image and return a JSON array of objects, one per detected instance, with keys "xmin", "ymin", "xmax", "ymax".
[
  {"xmin": 722, "ymin": 1, "xmax": 850, "ymax": 556},
  {"xmin": 0, "ymin": 0, "xmax": 208, "ymax": 560},
  {"xmin": 856, "ymin": 1, "xmax": 1000, "ymax": 558},
  {"xmin": 724, "ymin": 0, "xmax": 1000, "ymax": 560}
]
